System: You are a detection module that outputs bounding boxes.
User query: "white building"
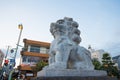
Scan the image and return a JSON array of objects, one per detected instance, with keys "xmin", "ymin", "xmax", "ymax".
[
  {"xmin": 0, "ymin": 50, "xmax": 4, "ymax": 68},
  {"xmin": 88, "ymin": 45, "xmax": 107, "ymax": 63},
  {"xmin": 91, "ymin": 49, "xmax": 106, "ymax": 63}
]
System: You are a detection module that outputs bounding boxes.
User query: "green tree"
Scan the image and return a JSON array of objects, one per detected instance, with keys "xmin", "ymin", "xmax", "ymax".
[
  {"xmin": 31, "ymin": 61, "xmax": 48, "ymax": 72},
  {"xmin": 101, "ymin": 53, "xmax": 119, "ymax": 78},
  {"xmin": 92, "ymin": 59, "xmax": 101, "ymax": 70}
]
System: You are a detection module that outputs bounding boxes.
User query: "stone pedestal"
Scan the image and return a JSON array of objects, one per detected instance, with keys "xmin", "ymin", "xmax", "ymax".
[
  {"xmin": 37, "ymin": 69, "xmax": 107, "ymax": 77},
  {"xmin": 31, "ymin": 76, "xmax": 117, "ymax": 80},
  {"xmin": 30, "ymin": 69, "xmax": 118, "ymax": 80}
]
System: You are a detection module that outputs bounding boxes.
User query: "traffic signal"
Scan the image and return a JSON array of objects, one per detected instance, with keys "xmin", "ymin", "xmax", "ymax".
[{"xmin": 4, "ymin": 59, "xmax": 9, "ymax": 66}]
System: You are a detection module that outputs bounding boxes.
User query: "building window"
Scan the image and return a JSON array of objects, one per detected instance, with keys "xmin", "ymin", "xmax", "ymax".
[
  {"xmin": 40, "ymin": 47, "xmax": 49, "ymax": 54},
  {"xmin": 22, "ymin": 56, "xmax": 44, "ymax": 66},
  {"xmin": 29, "ymin": 45, "xmax": 40, "ymax": 53},
  {"xmin": 27, "ymin": 45, "xmax": 49, "ymax": 54}
]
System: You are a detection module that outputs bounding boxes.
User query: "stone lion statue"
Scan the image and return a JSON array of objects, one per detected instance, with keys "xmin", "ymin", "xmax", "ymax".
[{"xmin": 45, "ymin": 17, "xmax": 94, "ymax": 70}]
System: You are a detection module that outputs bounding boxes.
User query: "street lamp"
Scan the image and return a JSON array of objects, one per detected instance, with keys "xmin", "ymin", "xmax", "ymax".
[{"xmin": 14, "ymin": 24, "xmax": 23, "ymax": 67}]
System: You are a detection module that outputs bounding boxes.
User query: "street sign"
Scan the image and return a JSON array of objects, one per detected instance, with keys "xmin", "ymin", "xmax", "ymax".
[{"xmin": 10, "ymin": 59, "xmax": 15, "ymax": 63}]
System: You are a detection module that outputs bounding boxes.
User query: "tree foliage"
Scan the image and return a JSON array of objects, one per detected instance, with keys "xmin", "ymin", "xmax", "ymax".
[
  {"xmin": 92, "ymin": 59, "xmax": 101, "ymax": 70},
  {"xmin": 101, "ymin": 53, "xmax": 119, "ymax": 78},
  {"xmin": 92, "ymin": 53, "xmax": 120, "ymax": 78},
  {"xmin": 31, "ymin": 61, "xmax": 48, "ymax": 72}
]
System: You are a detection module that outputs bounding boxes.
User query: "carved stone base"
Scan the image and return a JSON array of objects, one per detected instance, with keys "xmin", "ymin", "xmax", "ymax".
[
  {"xmin": 30, "ymin": 69, "xmax": 118, "ymax": 80},
  {"xmin": 37, "ymin": 69, "xmax": 107, "ymax": 77},
  {"xmin": 31, "ymin": 76, "xmax": 118, "ymax": 80}
]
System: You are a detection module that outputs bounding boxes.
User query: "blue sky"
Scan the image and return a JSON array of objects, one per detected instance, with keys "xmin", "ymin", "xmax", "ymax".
[{"xmin": 0, "ymin": 0, "xmax": 120, "ymax": 60}]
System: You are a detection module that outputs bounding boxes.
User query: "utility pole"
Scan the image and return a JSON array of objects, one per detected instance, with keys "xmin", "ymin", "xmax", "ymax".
[
  {"xmin": 14, "ymin": 24, "xmax": 23, "ymax": 67},
  {"xmin": 5, "ymin": 46, "xmax": 10, "ymax": 60}
]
